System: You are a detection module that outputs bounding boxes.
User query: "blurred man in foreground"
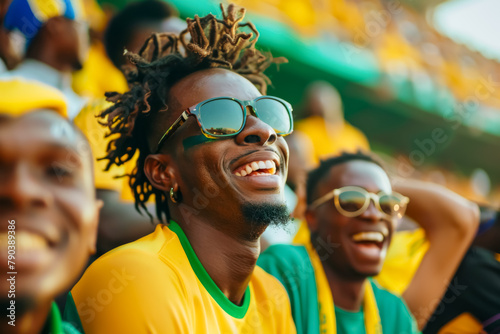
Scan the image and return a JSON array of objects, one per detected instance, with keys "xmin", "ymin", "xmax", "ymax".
[{"xmin": 0, "ymin": 79, "xmax": 101, "ymax": 334}]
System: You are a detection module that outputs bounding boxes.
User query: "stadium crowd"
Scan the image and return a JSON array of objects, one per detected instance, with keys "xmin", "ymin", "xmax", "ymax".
[{"xmin": 0, "ymin": 0, "xmax": 498, "ymax": 333}]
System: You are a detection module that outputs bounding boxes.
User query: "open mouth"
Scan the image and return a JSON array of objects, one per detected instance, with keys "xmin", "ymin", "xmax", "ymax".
[
  {"xmin": 234, "ymin": 160, "xmax": 277, "ymax": 177},
  {"xmin": 351, "ymin": 231, "xmax": 387, "ymax": 249},
  {"xmin": 0, "ymin": 231, "xmax": 50, "ymax": 252},
  {"xmin": 0, "ymin": 229, "xmax": 57, "ymax": 272}
]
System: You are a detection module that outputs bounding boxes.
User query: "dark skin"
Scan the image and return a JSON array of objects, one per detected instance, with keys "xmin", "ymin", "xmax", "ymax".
[
  {"xmin": 26, "ymin": 16, "xmax": 89, "ymax": 72},
  {"xmin": 307, "ymin": 161, "xmax": 479, "ymax": 328},
  {"xmin": 393, "ymin": 178, "xmax": 479, "ymax": 328},
  {"xmin": 144, "ymin": 68, "xmax": 289, "ymax": 304},
  {"xmin": 307, "ymin": 161, "xmax": 395, "ymax": 311},
  {"xmin": 285, "ymin": 132, "xmax": 314, "ymax": 220},
  {"xmin": 302, "ymin": 81, "xmax": 344, "ymax": 125},
  {"xmin": 0, "ymin": 111, "xmax": 101, "ymax": 334}
]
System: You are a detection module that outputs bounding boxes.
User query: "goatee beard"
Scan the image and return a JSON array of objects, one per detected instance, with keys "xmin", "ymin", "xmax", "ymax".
[{"xmin": 241, "ymin": 203, "xmax": 290, "ymax": 241}]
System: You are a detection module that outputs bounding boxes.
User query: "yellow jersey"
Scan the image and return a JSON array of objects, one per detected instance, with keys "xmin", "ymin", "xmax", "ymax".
[
  {"xmin": 295, "ymin": 116, "xmax": 370, "ymax": 164},
  {"xmin": 67, "ymin": 222, "xmax": 296, "ymax": 333}
]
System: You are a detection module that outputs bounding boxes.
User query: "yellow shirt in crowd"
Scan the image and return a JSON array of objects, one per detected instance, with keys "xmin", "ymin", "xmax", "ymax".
[
  {"xmin": 295, "ymin": 116, "xmax": 370, "ymax": 164},
  {"xmin": 73, "ymin": 99, "xmax": 125, "ymax": 191},
  {"xmin": 72, "ymin": 42, "xmax": 128, "ymax": 99},
  {"xmin": 375, "ymin": 228, "xmax": 429, "ymax": 295},
  {"xmin": 68, "ymin": 222, "xmax": 296, "ymax": 333}
]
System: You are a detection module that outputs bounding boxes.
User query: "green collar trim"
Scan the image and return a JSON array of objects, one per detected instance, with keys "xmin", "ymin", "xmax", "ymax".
[
  {"xmin": 48, "ymin": 302, "xmax": 63, "ymax": 334},
  {"xmin": 168, "ymin": 221, "xmax": 251, "ymax": 319}
]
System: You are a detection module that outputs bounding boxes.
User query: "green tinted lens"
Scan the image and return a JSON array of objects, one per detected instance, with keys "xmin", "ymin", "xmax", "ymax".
[
  {"xmin": 338, "ymin": 190, "xmax": 366, "ymax": 212},
  {"xmin": 254, "ymin": 98, "xmax": 291, "ymax": 134},
  {"xmin": 199, "ymin": 99, "xmax": 244, "ymax": 136},
  {"xmin": 379, "ymin": 194, "xmax": 403, "ymax": 216}
]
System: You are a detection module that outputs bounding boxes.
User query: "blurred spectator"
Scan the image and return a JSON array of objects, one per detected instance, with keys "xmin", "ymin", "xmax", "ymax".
[
  {"xmin": 73, "ymin": 100, "xmax": 157, "ymax": 258},
  {"xmin": 104, "ymin": 0, "xmax": 184, "ymax": 71},
  {"xmin": 71, "ymin": 0, "xmax": 128, "ymax": 98},
  {"xmin": 0, "ymin": 79, "xmax": 101, "ymax": 334},
  {"xmin": 261, "ymin": 132, "xmax": 314, "ymax": 249},
  {"xmin": 285, "ymin": 132, "xmax": 315, "ymax": 221},
  {"xmin": 73, "ymin": 0, "xmax": 184, "ymax": 99},
  {"xmin": 295, "ymin": 81, "xmax": 370, "ymax": 164},
  {"xmin": 0, "ymin": 0, "xmax": 21, "ymax": 71},
  {"xmin": 1, "ymin": 0, "xmax": 89, "ymax": 119}
]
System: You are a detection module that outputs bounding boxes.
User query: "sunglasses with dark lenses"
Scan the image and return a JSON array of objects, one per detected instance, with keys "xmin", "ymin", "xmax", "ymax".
[
  {"xmin": 310, "ymin": 186, "xmax": 409, "ymax": 219},
  {"xmin": 156, "ymin": 96, "xmax": 294, "ymax": 151}
]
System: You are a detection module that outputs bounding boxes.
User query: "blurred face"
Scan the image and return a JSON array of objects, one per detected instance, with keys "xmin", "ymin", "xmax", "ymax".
[
  {"xmin": 149, "ymin": 68, "xmax": 290, "ymax": 235},
  {"xmin": 128, "ymin": 17, "xmax": 187, "ymax": 59},
  {"xmin": 305, "ymin": 83, "xmax": 343, "ymax": 124},
  {"xmin": 307, "ymin": 161, "xmax": 396, "ymax": 279},
  {"xmin": 0, "ymin": 111, "xmax": 100, "ymax": 306},
  {"xmin": 57, "ymin": 17, "xmax": 89, "ymax": 70},
  {"xmin": 286, "ymin": 133, "xmax": 314, "ymax": 220}
]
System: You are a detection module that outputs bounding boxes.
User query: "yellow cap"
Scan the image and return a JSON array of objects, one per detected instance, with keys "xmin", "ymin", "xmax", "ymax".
[{"xmin": 0, "ymin": 79, "xmax": 68, "ymax": 118}]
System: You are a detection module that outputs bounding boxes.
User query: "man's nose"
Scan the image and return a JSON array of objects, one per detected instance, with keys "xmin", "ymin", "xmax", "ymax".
[
  {"xmin": 235, "ymin": 108, "xmax": 277, "ymax": 146},
  {"xmin": 359, "ymin": 198, "xmax": 382, "ymax": 222}
]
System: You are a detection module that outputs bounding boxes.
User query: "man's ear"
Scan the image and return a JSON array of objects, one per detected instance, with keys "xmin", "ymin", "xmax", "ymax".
[
  {"xmin": 305, "ymin": 208, "xmax": 318, "ymax": 233},
  {"xmin": 144, "ymin": 154, "xmax": 176, "ymax": 192}
]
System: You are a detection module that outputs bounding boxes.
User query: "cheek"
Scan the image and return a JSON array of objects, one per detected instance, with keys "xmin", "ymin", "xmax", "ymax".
[
  {"xmin": 317, "ymin": 213, "xmax": 341, "ymax": 238},
  {"xmin": 181, "ymin": 144, "xmax": 228, "ymax": 181},
  {"xmin": 54, "ymin": 188, "xmax": 97, "ymax": 237}
]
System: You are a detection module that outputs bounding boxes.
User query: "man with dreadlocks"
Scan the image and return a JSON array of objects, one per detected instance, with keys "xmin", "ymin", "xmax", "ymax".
[{"xmin": 64, "ymin": 4, "xmax": 296, "ymax": 333}]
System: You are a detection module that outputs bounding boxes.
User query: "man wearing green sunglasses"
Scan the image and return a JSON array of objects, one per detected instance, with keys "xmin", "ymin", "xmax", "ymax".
[
  {"xmin": 258, "ymin": 152, "xmax": 479, "ymax": 333},
  {"xmin": 65, "ymin": 4, "xmax": 296, "ymax": 334}
]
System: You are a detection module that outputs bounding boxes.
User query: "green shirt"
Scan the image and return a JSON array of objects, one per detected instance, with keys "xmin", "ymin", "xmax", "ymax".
[
  {"xmin": 42, "ymin": 302, "xmax": 81, "ymax": 334},
  {"xmin": 258, "ymin": 244, "xmax": 420, "ymax": 334}
]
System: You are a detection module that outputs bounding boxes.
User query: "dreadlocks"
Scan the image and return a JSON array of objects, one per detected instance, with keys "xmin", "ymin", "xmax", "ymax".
[{"xmin": 100, "ymin": 4, "xmax": 286, "ymax": 223}]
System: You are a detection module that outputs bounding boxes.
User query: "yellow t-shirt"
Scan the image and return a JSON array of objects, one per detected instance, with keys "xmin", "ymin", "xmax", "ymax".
[
  {"xmin": 69, "ymin": 222, "xmax": 296, "ymax": 333},
  {"xmin": 73, "ymin": 99, "xmax": 125, "ymax": 191},
  {"xmin": 375, "ymin": 228, "xmax": 429, "ymax": 295},
  {"xmin": 74, "ymin": 100, "xmax": 155, "ymax": 204},
  {"xmin": 295, "ymin": 116, "xmax": 370, "ymax": 164},
  {"xmin": 72, "ymin": 42, "xmax": 128, "ymax": 99}
]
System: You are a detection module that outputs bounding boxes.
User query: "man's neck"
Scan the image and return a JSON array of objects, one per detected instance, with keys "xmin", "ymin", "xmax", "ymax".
[
  {"xmin": 180, "ymin": 220, "xmax": 260, "ymax": 305},
  {"xmin": 0, "ymin": 301, "xmax": 51, "ymax": 334},
  {"xmin": 322, "ymin": 263, "xmax": 367, "ymax": 312}
]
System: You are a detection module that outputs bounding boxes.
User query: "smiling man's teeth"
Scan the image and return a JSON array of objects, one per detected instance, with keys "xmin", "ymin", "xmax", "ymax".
[
  {"xmin": 0, "ymin": 231, "xmax": 48, "ymax": 251},
  {"xmin": 352, "ymin": 232, "xmax": 384, "ymax": 243},
  {"xmin": 235, "ymin": 160, "xmax": 277, "ymax": 176}
]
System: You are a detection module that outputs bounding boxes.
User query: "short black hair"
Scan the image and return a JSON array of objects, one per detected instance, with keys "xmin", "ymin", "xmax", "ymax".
[
  {"xmin": 104, "ymin": 0, "xmax": 179, "ymax": 69},
  {"xmin": 306, "ymin": 151, "xmax": 387, "ymax": 205}
]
